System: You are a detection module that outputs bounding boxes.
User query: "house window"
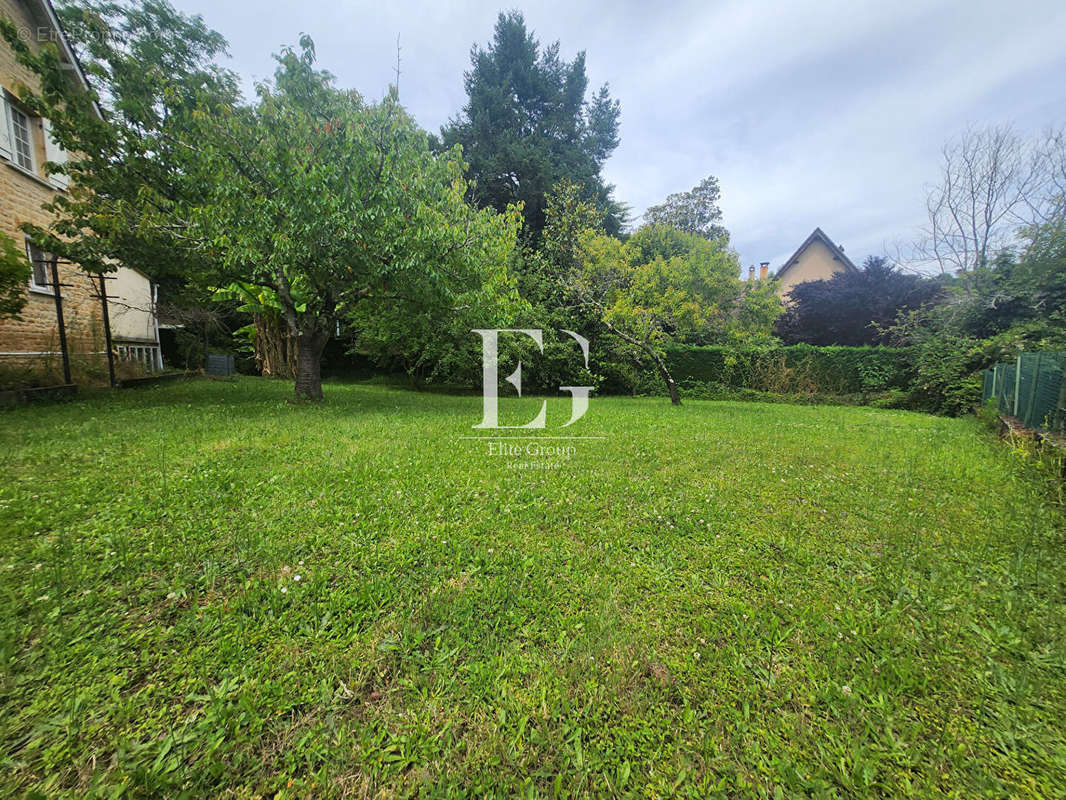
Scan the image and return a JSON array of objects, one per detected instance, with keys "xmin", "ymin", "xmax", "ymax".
[
  {"xmin": 9, "ymin": 105, "xmax": 35, "ymax": 172},
  {"xmin": 26, "ymin": 240, "xmax": 52, "ymax": 292}
]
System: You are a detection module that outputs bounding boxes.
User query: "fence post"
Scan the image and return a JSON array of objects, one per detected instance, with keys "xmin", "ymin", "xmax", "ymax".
[
  {"xmin": 1013, "ymin": 356, "xmax": 1022, "ymax": 416},
  {"xmin": 95, "ymin": 273, "xmax": 117, "ymax": 388},
  {"xmin": 1025, "ymin": 354, "xmax": 1042, "ymax": 428},
  {"xmin": 47, "ymin": 255, "xmax": 72, "ymax": 385}
]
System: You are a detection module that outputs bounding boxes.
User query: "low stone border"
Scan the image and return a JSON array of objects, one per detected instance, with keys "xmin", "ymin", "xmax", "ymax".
[{"xmin": 0, "ymin": 383, "xmax": 78, "ymax": 407}]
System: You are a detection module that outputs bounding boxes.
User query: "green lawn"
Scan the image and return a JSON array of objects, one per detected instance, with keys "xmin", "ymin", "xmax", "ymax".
[{"xmin": 1, "ymin": 378, "xmax": 1064, "ymax": 798}]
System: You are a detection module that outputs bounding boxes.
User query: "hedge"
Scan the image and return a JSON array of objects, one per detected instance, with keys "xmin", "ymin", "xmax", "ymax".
[{"xmin": 663, "ymin": 344, "xmax": 915, "ymax": 395}]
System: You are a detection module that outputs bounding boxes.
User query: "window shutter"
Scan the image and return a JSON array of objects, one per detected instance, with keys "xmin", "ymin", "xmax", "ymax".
[
  {"xmin": 0, "ymin": 97, "xmax": 12, "ymax": 162},
  {"xmin": 42, "ymin": 119, "xmax": 70, "ymax": 189}
]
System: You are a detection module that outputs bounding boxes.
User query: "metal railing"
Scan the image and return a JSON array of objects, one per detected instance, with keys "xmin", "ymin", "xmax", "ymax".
[
  {"xmin": 117, "ymin": 344, "xmax": 163, "ymax": 372},
  {"xmin": 983, "ymin": 352, "xmax": 1066, "ymax": 433}
]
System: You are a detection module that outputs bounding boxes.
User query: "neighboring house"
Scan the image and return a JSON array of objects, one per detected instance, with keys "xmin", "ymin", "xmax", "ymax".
[
  {"xmin": 0, "ymin": 0, "xmax": 161, "ymax": 378},
  {"xmin": 768, "ymin": 227, "xmax": 857, "ymax": 299},
  {"xmin": 109, "ymin": 267, "xmax": 163, "ymax": 370}
]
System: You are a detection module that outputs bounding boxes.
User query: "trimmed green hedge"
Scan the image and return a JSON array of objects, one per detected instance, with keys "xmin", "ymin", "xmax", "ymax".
[{"xmin": 664, "ymin": 344, "xmax": 914, "ymax": 395}]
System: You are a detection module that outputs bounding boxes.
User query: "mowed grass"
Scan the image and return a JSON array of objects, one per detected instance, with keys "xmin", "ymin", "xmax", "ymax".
[{"xmin": 1, "ymin": 378, "xmax": 1065, "ymax": 798}]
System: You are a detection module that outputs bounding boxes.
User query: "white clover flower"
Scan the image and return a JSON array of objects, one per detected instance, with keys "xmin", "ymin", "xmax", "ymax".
[
  {"xmin": 280, "ymin": 586, "xmax": 288, "ymax": 594},
  {"xmin": 841, "ymin": 685, "xmax": 852, "ymax": 696},
  {"xmin": 293, "ymin": 574, "xmax": 302, "ymax": 582}
]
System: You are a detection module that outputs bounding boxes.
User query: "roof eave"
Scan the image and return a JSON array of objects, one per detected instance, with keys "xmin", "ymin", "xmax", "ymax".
[{"xmin": 775, "ymin": 227, "xmax": 858, "ymax": 281}]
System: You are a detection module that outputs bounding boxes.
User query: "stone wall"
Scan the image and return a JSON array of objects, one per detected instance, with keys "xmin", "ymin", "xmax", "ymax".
[{"xmin": 0, "ymin": 0, "xmax": 106, "ymax": 375}]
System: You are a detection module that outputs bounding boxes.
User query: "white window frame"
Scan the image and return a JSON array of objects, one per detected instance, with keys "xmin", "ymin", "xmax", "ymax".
[
  {"xmin": 7, "ymin": 101, "xmax": 36, "ymax": 173},
  {"xmin": 0, "ymin": 94, "xmax": 11, "ymax": 162},
  {"xmin": 42, "ymin": 118, "xmax": 69, "ymax": 189},
  {"xmin": 26, "ymin": 239, "xmax": 54, "ymax": 295}
]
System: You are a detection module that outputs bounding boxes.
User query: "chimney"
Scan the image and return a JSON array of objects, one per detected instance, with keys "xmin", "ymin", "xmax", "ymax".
[
  {"xmin": 759, "ymin": 262, "xmax": 769, "ymax": 280},
  {"xmin": 748, "ymin": 265, "xmax": 755, "ymax": 281}
]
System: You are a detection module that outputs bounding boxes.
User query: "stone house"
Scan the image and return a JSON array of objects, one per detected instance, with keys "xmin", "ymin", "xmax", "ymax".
[{"xmin": 0, "ymin": 0, "xmax": 161, "ymax": 382}]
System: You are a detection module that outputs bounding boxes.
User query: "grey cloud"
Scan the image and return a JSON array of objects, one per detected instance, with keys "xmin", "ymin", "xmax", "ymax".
[{"xmin": 173, "ymin": 0, "xmax": 1066, "ymax": 271}]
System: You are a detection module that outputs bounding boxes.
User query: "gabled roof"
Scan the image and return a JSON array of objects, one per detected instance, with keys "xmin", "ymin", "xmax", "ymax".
[{"xmin": 775, "ymin": 227, "xmax": 857, "ymax": 281}]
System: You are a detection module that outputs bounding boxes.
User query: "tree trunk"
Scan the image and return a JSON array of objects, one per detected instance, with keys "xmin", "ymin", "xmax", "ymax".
[
  {"xmin": 601, "ymin": 320, "xmax": 682, "ymax": 406},
  {"xmin": 649, "ymin": 350, "xmax": 681, "ymax": 406},
  {"xmin": 293, "ymin": 329, "xmax": 328, "ymax": 402},
  {"xmin": 253, "ymin": 312, "xmax": 297, "ymax": 379}
]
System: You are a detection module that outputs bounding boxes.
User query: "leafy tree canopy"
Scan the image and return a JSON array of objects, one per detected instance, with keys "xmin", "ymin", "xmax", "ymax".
[
  {"xmin": 776, "ymin": 256, "xmax": 942, "ymax": 346},
  {"xmin": 0, "ymin": 0, "xmax": 241, "ymax": 286},
  {"xmin": 3, "ymin": 3, "xmax": 519, "ymax": 401},
  {"xmin": 643, "ymin": 176, "xmax": 728, "ymax": 241},
  {"xmin": 185, "ymin": 40, "xmax": 521, "ymax": 400},
  {"xmin": 573, "ymin": 225, "xmax": 743, "ymax": 404},
  {"xmin": 0, "ymin": 232, "xmax": 31, "ymax": 320},
  {"xmin": 439, "ymin": 11, "xmax": 624, "ymax": 241}
]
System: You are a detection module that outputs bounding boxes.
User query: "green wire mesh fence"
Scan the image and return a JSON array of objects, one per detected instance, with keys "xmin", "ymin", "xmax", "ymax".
[{"xmin": 982, "ymin": 352, "xmax": 1066, "ymax": 433}]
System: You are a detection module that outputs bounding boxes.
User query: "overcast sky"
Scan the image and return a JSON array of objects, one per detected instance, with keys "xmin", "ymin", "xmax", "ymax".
[{"xmin": 171, "ymin": 0, "xmax": 1066, "ymax": 272}]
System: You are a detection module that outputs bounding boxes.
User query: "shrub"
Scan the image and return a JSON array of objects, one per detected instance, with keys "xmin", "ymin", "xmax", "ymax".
[
  {"xmin": 907, "ymin": 335, "xmax": 987, "ymax": 416},
  {"xmin": 664, "ymin": 344, "xmax": 914, "ymax": 396}
]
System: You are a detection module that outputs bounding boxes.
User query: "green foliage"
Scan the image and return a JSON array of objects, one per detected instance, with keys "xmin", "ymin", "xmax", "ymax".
[
  {"xmin": 505, "ymin": 181, "xmax": 632, "ymax": 393},
  {"xmin": 642, "ymin": 175, "xmax": 727, "ymax": 240},
  {"xmin": 4, "ymin": 6, "xmax": 521, "ymax": 401},
  {"xmin": 439, "ymin": 11, "xmax": 624, "ymax": 240},
  {"xmin": 578, "ymin": 225, "xmax": 743, "ymax": 344},
  {"xmin": 726, "ymin": 279, "xmax": 784, "ymax": 346},
  {"xmin": 0, "ymin": 0, "xmax": 239, "ymax": 283},
  {"xmin": 349, "ymin": 244, "xmax": 526, "ymax": 388},
  {"xmin": 907, "ymin": 334, "xmax": 987, "ymax": 416},
  {"xmin": 882, "ymin": 214, "xmax": 1066, "ymax": 415},
  {"xmin": 182, "ymin": 40, "xmax": 521, "ymax": 398},
  {"xmin": 776, "ymin": 256, "xmax": 943, "ymax": 346},
  {"xmin": 977, "ymin": 397, "xmax": 1002, "ymax": 431},
  {"xmin": 571, "ymin": 225, "xmax": 745, "ymax": 402},
  {"xmin": 2, "ymin": 378, "xmax": 1065, "ymax": 796},
  {"xmin": 663, "ymin": 344, "xmax": 915, "ymax": 395},
  {"xmin": 941, "ymin": 217, "xmax": 1066, "ymax": 346},
  {"xmin": 0, "ymin": 231, "xmax": 30, "ymax": 319}
]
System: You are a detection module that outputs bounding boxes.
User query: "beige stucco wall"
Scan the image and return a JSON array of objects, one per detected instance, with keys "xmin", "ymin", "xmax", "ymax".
[
  {"xmin": 776, "ymin": 239, "xmax": 851, "ymax": 299},
  {"xmin": 108, "ymin": 268, "xmax": 156, "ymax": 344}
]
